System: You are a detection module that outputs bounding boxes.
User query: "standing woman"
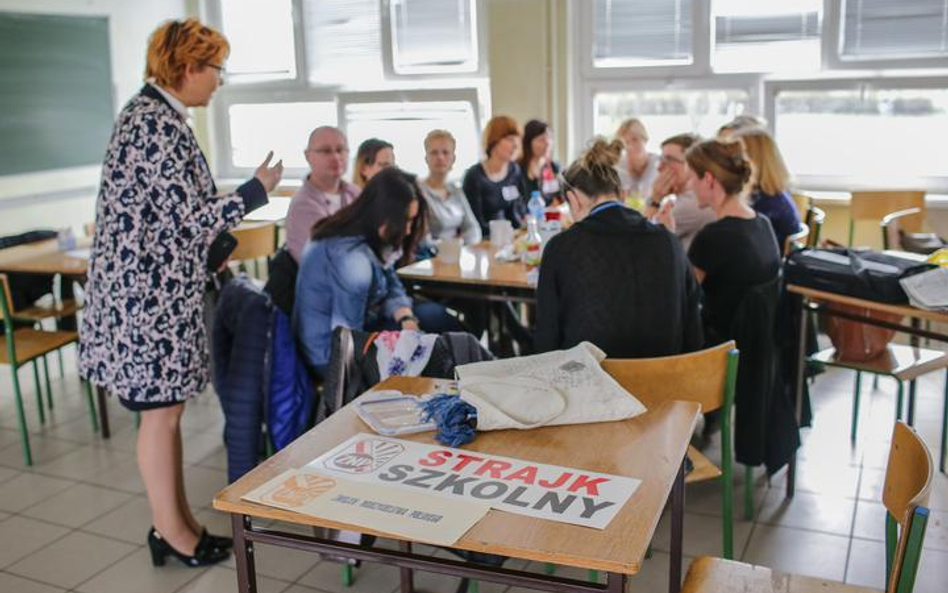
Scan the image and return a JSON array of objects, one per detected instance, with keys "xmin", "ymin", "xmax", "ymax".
[
  {"xmin": 519, "ymin": 119, "xmax": 562, "ymax": 205},
  {"xmin": 462, "ymin": 115, "xmax": 524, "ymax": 237},
  {"xmin": 352, "ymin": 138, "xmax": 395, "ymax": 188},
  {"xmin": 79, "ymin": 19, "xmax": 283, "ymax": 567}
]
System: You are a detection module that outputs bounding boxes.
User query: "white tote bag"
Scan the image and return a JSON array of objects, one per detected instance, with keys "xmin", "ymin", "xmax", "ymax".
[{"xmin": 454, "ymin": 342, "xmax": 647, "ymax": 431}]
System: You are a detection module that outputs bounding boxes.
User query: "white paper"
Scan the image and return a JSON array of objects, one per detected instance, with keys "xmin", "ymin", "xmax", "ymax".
[
  {"xmin": 242, "ymin": 469, "xmax": 488, "ymax": 546},
  {"xmin": 900, "ymin": 267, "xmax": 948, "ymax": 311},
  {"xmin": 305, "ymin": 433, "xmax": 642, "ymax": 530}
]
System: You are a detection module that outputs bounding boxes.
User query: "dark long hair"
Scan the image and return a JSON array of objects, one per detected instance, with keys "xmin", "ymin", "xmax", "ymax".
[
  {"xmin": 352, "ymin": 138, "xmax": 394, "ymax": 187},
  {"xmin": 311, "ymin": 167, "xmax": 427, "ymax": 266},
  {"xmin": 519, "ymin": 119, "xmax": 549, "ymax": 175}
]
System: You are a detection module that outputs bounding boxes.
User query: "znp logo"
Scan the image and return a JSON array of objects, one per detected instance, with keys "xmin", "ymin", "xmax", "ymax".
[{"xmin": 325, "ymin": 439, "xmax": 404, "ymax": 474}]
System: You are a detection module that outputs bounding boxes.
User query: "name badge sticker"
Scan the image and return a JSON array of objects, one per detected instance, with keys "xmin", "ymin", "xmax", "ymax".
[{"xmin": 501, "ymin": 185, "xmax": 521, "ymax": 202}]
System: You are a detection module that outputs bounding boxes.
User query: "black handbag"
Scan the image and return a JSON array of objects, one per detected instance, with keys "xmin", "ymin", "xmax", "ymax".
[{"xmin": 785, "ymin": 247, "xmax": 934, "ymax": 304}]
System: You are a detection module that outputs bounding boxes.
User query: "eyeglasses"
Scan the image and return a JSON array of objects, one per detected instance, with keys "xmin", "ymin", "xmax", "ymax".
[
  {"xmin": 310, "ymin": 147, "xmax": 350, "ymax": 156},
  {"xmin": 207, "ymin": 64, "xmax": 226, "ymax": 80}
]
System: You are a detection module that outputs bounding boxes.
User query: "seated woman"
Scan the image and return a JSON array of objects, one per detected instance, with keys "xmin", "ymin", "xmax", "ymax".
[
  {"xmin": 613, "ymin": 117, "xmax": 660, "ymax": 204},
  {"xmin": 535, "ymin": 137, "xmax": 703, "ymax": 357},
  {"xmin": 352, "ymin": 138, "xmax": 395, "ymax": 188},
  {"xmin": 683, "ymin": 139, "xmax": 782, "ymax": 346},
  {"xmin": 293, "ymin": 168, "xmax": 461, "ymax": 376},
  {"xmin": 462, "ymin": 115, "xmax": 525, "ymax": 237},
  {"xmin": 732, "ymin": 128, "xmax": 801, "ymax": 250},
  {"xmin": 519, "ymin": 119, "xmax": 562, "ymax": 205},
  {"xmin": 419, "ymin": 129, "xmax": 482, "ymax": 245}
]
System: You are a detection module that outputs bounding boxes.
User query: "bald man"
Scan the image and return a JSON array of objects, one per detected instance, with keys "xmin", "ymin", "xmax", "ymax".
[{"xmin": 285, "ymin": 126, "xmax": 361, "ymax": 261}]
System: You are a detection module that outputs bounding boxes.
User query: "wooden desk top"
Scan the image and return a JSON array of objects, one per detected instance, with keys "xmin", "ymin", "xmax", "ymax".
[
  {"xmin": 397, "ymin": 242, "xmax": 533, "ymax": 290},
  {"xmin": 787, "ymin": 284, "xmax": 948, "ymax": 324},
  {"xmin": 214, "ymin": 376, "xmax": 699, "ymax": 575},
  {"xmin": 0, "ymin": 238, "xmax": 91, "ymax": 276}
]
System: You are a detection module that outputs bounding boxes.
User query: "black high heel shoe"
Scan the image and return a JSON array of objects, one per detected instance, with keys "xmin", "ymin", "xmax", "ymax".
[
  {"xmin": 148, "ymin": 528, "xmax": 230, "ymax": 567},
  {"xmin": 201, "ymin": 528, "xmax": 233, "ymax": 550}
]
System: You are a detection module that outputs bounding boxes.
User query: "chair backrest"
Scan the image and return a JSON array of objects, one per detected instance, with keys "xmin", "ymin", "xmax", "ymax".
[
  {"xmin": 325, "ymin": 326, "xmax": 359, "ymax": 418},
  {"xmin": 231, "ymin": 222, "xmax": 277, "ymax": 261},
  {"xmin": 601, "ymin": 341, "xmax": 738, "ymax": 413},
  {"xmin": 850, "ymin": 191, "xmax": 926, "ymax": 246},
  {"xmin": 883, "ymin": 421, "xmax": 934, "ymax": 593},
  {"xmin": 783, "ymin": 223, "xmax": 810, "ymax": 257}
]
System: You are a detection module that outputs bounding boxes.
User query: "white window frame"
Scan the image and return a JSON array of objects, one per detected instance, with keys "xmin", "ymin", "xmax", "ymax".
[
  {"xmin": 379, "ymin": 0, "xmax": 488, "ymax": 79},
  {"xmin": 764, "ymin": 75, "xmax": 948, "ymax": 193},
  {"xmin": 577, "ymin": 0, "xmax": 713, "ymax": 81},
  {"xmin": 203, "ymin": 0, "xmax": 489, "ymax": 179},
  {"xmin": 822, "ymin": 0, "xmax": 948, "ymax": 70},
  {"xmin": 579, "ymin": 74, "xmax": 764, "ymax": 148}
]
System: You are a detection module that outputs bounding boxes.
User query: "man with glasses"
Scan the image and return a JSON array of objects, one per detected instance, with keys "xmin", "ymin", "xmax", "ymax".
[
  {"xmin": 646, "ymin": 133, "xmax": 716, "ymax": 251},
  {"xmin": 286, "ymin": 126, "xmax": 361, "ymax": 262}
]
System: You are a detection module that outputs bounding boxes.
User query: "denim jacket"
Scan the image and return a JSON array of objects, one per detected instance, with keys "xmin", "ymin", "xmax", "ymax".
[{"xmin": 293, "ymin": 236, "xmax": 412, "ymax": 369}]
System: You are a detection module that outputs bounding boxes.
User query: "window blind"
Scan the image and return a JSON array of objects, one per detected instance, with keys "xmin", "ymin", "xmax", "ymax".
[
  {"xmin": 390, "ymin": 0, "xmax": 477, "ymax": 73},
  {"xmin": 841, "ymin": 0, "xmax": 948, "ymax": 59},
  {"xmin": 593, "ymin": 0, "xmax": 694, "ymax": 67}
]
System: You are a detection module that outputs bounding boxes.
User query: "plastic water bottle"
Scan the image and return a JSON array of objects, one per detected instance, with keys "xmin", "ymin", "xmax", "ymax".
[
  {"xmin": 523, "ymin": 217, "xmax": 543, "ymax": 285},
  {"xmin": 527, "ymin": 190, "xmax": 545, "ymax": 224}
]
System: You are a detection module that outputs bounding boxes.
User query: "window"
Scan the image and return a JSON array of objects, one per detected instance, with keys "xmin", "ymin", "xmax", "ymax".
[
  {"xmin": 341, "ymin": 98, "xmax": 480, "ymax": 182},
  {"xmin": 593, "ymin": 89, "xmax": 751, "ymax": 145},
  {"xmin": 840, "ymin": 0, "xmax": 948, "ymax": 61},
  {"xmin": 218, "ymin": 0, "xmax": 296, "ymax": 82},
  {"xmin": 209, "ymin": 0, "xmax": 487, "ymax": 178},
  {"xmin": 592, "ymin": 0, "xmax": 695, "ymax": 68},
  {"xmin": 390, "ymin": 0, "xmax": 479, "ymax": 74},
  {"xmin": 712, "ymin": 0, "xmax": 821, "ymax": 73},
  {"xmin": 227, "ymin": 102, "xmax": 337, "ymax": 170},
  {"xmin": 302, "ymin": 0, "xmax": 383, "ymax": 86},
  {"xmin": 773, "ymin": 85, "xmax": 948, "ymax": 188}
]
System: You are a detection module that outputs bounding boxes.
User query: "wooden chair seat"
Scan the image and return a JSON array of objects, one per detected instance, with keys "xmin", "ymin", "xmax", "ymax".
[
  {"xmin": 0, "ymin": 328, "xmax": 77, "ymax": 365},
  {"xmin": 810, "ymin": 344, "xmax": 948, "ymax": 382},
  {"xmin": 686, "ymin": 445, "xmax": 722, "ymax": 484},
  {"xmin": 682, "ymin": 557, "xmax": 874, "ymax": 593},
  {"xmin": 14, "ymin": 299, "xmax": 81, "ymax": 322}
]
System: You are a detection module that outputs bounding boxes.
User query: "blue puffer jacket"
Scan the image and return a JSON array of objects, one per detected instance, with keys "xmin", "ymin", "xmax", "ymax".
[
  {"xmin": 212, "ymin": 276, "xmax": 273, "ymax": 483},
  {"xmin": 212, "ymin": 276, "xmax": 315, "ymax": 482}
]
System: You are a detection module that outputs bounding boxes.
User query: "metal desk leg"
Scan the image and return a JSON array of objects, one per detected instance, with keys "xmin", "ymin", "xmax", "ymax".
[
  {"xmin": 399, "ymin": 541, "xmax": 414, "ymax": 593},
  {"xmin": 95, "ymin": 386, "xmax": 110, "ymax": 439},
  {"xmin": 787, "ymin": 294, "xmax": 809, "ymax": 499},
  {"xmin": 669, "ymin": 459, "xmax": 685, "ymax": 593},
  {"xmin": 606, "ymin": 571, "xmax": 627, "ymax": 593},
  {"xmin": 233, "ymin": 514, "xmax": 257, "ymax": 593}
]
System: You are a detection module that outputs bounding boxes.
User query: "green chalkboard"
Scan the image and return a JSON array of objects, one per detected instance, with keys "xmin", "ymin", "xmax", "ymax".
[{"xmin": 0, "ymin": 12, "xmax": 115, "ymax": 176}]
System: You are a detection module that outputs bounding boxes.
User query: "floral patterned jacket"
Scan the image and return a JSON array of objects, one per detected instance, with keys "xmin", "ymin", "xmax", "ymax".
[{"xmin": 79, "ymin": 84, "xmax": 266, "ymax": 404}]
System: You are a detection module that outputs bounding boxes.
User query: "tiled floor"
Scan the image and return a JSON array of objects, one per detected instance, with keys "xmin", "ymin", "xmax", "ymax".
[{"xmin": 0, "ymin": 345, "xmax": 946, "ymax": 592}]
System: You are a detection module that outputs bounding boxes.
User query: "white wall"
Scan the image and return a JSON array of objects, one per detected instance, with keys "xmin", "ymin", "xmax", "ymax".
[{"xmin": 0, "ymin": 0, "xmax": 187, "ymax": 236}]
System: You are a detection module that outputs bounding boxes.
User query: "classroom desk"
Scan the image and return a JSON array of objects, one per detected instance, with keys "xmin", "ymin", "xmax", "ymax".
[
  {"xmin": 214, "ymin": 376, "xmax": 700, "ymax": 593},
  {"xmin": 0, "ymin": 238, "xmax": 91, "ymax": 277},
  {"xmin": 397, "ymin": 242, "xmax": 535, "ymax": 304},
  {"xmin": 785, "ymin": 284, "xmax": 948, "ymax": 496}
]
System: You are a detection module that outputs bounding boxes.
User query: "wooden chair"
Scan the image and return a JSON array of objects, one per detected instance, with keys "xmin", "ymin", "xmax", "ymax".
[
  {"xmin": 849, "ymin": 191, "xmax": 926, "ymax": 247},
  {"xmin": 682, "ymin": 421, "xmax": 933, "ymax": 593},
  {"xmin": 791, "ymin": 194, "xmax": 825, "ymax": 247},
  {"xmin": 784, "ymin": 223, "xmax": 810, "ymax": 257},
  {"xmin": 602, "ymin": 341, "xmax": 742, "ymax": 558},
  {"xmin": 231, "ymin": 222, "xmax": 276, "ymax": 278},
  {"xmin": 809, "ymin": 344, "xmax": 948, "ymax": 452},
  {"xmin": 0, "ymin": 274, "xmax": 98, "ymax": 466},
  {"xmin": 0, "ymin": 274, "xmax": 82, "ymax": 404}
]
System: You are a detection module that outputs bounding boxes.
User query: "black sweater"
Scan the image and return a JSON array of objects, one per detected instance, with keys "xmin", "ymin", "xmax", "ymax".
[{"xmin": 535, "ymin": 205, "xmax": 704, "ymax": 357}]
